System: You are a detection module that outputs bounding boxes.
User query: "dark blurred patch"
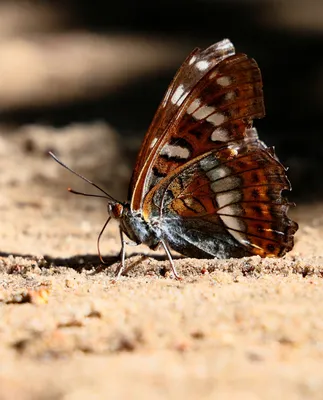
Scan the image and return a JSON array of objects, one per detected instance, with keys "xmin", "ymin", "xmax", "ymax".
[{"xmin": 71, "ymin": 0, "xmax": 262, "ymax": 36}]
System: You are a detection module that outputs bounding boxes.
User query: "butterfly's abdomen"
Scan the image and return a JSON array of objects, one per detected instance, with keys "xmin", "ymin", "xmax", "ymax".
[{"xmin": 161, "ymin": 215, "xmax": 250, "ymax": 259}]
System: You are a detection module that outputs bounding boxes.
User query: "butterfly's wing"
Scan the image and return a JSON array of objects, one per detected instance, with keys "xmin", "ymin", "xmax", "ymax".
[
  {"xmin": 130, "ymin": 39, "xmax": 297, "ymax": 258},
  {"xmin": 129, "ymin": 39, "xmax": 236, "ymax": 201},
  {"xmin": 131, "ymin": 44, "xmax": 264, "ymax": 210},
  {"xmin": 143, "ymin": 133, "xmax": 298, "ymax": 258}
]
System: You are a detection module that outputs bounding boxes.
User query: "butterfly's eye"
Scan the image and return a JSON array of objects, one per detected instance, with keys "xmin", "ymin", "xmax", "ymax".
[{"xmin": 108, "ymin": 203, "xmax": 124, "ymax": 219}]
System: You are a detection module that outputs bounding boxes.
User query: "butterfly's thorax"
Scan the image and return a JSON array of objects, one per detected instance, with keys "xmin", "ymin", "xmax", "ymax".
[{"xmin": 112, "ymin": 203, "xmax": 161, "ymax": 249}]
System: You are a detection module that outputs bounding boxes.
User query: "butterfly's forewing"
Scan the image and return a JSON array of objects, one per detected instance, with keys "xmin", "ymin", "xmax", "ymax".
[
  {"xmin": 143, "ymin": 135, "xmax": 298, "ymax": 258},
  {"xmin": 129, "ymin": 39, "xmax": 235, "ymax": 203},
  {"xmin": 131, "ymin": 49, "xmax": 264, "ymax": 210}
]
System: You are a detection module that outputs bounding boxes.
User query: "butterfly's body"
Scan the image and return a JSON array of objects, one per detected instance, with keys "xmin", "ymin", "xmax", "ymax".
[
  {"xmin": 111, "ymin": 201, "xmax": 246, "ymax": 263},
  {"xmin": 112, "ymin": 204, "xmax": 162, "ymax": 250},
  {"xmin": 51, "ymin": 39, "xmax": 298, "ymax": 278}
]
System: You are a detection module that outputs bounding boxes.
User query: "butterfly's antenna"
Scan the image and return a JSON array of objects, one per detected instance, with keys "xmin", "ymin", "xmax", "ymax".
[
  {"xmin": 67, "ymin": 188, "xmax": 109, "ymax": 200},
  {"xmin": 97, "ymin": 216, "xmax": 112, "ymax": 264},
  {"xmin": 49, "ymin": 151, "xmax": 117, "ymax": 203}
]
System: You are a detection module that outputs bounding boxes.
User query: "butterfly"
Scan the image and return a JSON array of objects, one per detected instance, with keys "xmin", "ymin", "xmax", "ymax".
[{"xmin": 50, "ymin": 38, "xmax": 298, "ymax": 279}]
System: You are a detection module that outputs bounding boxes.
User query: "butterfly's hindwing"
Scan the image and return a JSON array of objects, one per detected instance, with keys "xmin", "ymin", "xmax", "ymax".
[{"xmin": 142, "ymin": 136, "xmax": 297, "ymax": 258}]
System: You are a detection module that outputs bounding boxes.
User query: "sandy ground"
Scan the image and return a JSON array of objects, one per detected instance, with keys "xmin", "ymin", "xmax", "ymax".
[{"xmin": 0, "ymin": 125, "xmax": 323, "ymax": 400}]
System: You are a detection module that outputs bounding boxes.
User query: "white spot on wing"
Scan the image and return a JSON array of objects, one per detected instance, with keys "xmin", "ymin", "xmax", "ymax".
[
  {"xmin": 196, "ymin": 60, "xmax": 209, "ymax": 71},
  {"xmin": 206, "ymin": 166, "xmax": 231, "ymax": 181},
  {"xmin": 217, "ymin": 76, "xmax": 232, "ymax": 87},
  {"xmin": 160, "ymin": 144, "xmax": 190, "ymax": 159},
  {"xmin": 171, "ymin": 84, "xmax": 185, "ymax": 104},
  {"xmin": 211, "ymin": 128, "xmax": 229, "ymax": 142},
  {"xmin": 226, "ymin": 228, "xmax": 246, "ymax": 244},
  {"xmin": 216, "ymin": 189, "xmax": 241, "ymax": 208},
  {"xmin": 211, "ymin": 176, "xmax": 240, "ymax": 194},
  {"xmin": 217, "ymin": 202, "xmax": 246, "ymax": 244},
  {"xmin": 187, "ymin": 98, "xmax": 201, "ymax": 115},
  {"xmin": 220, "ymin": 215, "xmax": 244, "ymax": 232},
  {"xmin": 207, "ymin": 112, "xmax": 225, "ymax": 126},
  {"xmin": 189, "ymin": 55, "xmax": 197, "ymax": 65},
  {"xmin": 217, "ymin": 204, "xmax": 242, "ymax": 216},
  {"xmin": 200, "ymin": 157, "xmax": 219, "ymax": 171},
  {"xmin": 193, "ymin": 105, "xmax": 215, "ymax": 120}
]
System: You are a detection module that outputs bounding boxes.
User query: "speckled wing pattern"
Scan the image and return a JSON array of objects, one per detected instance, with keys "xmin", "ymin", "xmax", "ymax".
[{"xmin": 130, "ymin": 39, "xmax": 298, "ymax": 259}]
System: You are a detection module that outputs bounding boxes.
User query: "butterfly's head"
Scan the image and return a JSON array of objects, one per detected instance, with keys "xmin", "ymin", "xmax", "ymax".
[{"xmin": 108, "ymin": 202, "xmax": 124, "ymax": 220}]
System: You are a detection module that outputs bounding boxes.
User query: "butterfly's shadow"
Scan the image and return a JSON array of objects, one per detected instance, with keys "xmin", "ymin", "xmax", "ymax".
[
  {"xmin": 44, "ymin": 252, "xmax": 183, "ymax": 276},
  {"xmin": 0, "ymin": 251, "xmax": 183, "ymax": 275}
]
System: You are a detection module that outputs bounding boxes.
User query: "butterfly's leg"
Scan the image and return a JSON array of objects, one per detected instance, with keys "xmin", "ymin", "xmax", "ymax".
[
  {"xmin": 115, "ymin": 228, "xmax": 127, "ymax": 279},
  {"xmin": 160, "ymin": 239, "xmax": 181, "ymax": 280},
  {"xmin": 116, "ymin": 230, "xmax": 140, "ymax": 279}
]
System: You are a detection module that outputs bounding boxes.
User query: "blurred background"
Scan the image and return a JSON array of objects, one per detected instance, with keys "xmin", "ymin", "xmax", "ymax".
[{"xmin": 0, "ymin": 0, "xmax": 322, "ymax": 203}]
